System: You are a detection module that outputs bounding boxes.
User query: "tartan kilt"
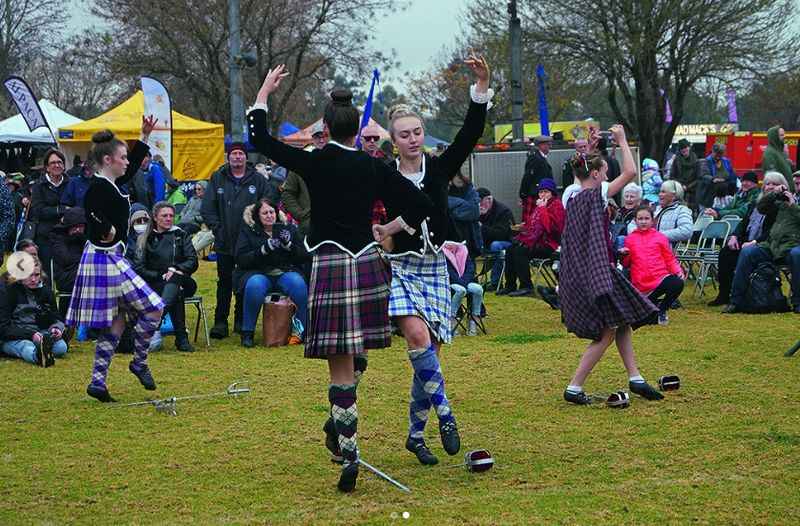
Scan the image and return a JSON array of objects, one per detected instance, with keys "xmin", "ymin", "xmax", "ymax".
[
  {"xmin": 304, "ymin": 244, "xmax": 392, "ymax": 359},
  {"xmin": 388, "ymin": 251, "xmax": 452, "ymax": 344},
  {"xmin": 65, "ymin": 242, "xmax": 165, "ymax": 329}
]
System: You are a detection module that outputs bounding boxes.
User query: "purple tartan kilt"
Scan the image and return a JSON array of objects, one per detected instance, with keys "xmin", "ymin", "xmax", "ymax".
[
  {"xmin": 304, "ymin": 244, "xmax": 392, "ymax": 359},
  {"xmin": 65, "ymin": 242, "xmax": 165, "ymax": 329}
]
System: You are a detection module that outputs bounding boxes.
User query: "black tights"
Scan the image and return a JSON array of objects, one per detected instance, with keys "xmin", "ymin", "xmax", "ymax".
[{"xmin": 647, "ymin": 275, "xmax": 684, "ymax": 313}]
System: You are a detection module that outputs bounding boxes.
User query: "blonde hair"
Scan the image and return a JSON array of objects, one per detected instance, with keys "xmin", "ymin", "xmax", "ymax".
[
  {"xmin": 660, "ymin": 180, "xmax": 685, "ymax": 201},
  {"xmin": 763, "ymin": 171, "xmax": 788, "ymax": 188},
  {"xmin": 387, "ymin": 104, "xmax": 424, "ymax": 139}
]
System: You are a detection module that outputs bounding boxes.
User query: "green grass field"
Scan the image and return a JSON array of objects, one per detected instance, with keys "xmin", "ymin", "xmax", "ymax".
[{"xmin": 1, "ymin": 260, "xmax": 799, "ymax": 525}]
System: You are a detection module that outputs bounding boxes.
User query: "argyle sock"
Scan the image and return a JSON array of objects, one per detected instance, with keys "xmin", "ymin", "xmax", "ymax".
[
  {"xmin": 90, "ymin": 332, "xmax": 119, "ymax": 389},
  {"xmin": 329, "ymin": 384, "xmax": 358, "ymax": 466},
  {"xmin": 131, "ymin": 315, "xmax": 160, "ymax": 368},
  {"xmin": 408, "ymin": 344, "xmax": 454, "ymax": 425},
  {"xmin": 407, "ymin": 359, "xmax": 432, "ymax": 440}
]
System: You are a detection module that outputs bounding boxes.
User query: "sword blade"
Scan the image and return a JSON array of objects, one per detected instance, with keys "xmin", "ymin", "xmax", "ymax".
[{"xmin": 357, "ymin": 458, "xmax": 411, "ymax": 493}]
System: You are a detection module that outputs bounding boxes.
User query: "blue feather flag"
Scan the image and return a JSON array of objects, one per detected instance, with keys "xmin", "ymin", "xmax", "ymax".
[
  {"xmin": 536, "ymin": 64, "xmax": 550, "ymax": 136},
  {"xmin": 356, "ymin": 68, "xmax": 380, "ymax": 149}
]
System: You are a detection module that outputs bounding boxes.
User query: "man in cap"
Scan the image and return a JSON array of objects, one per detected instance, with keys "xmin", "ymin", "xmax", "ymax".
[
  {"xmin": 704, "ymin": 170, "xmax": 760, "ymax": 219},
  {"xmin": 477, "ymin": 187, "xmax": 514, "ymax": 291},
  {"xmin": 310, "ymin": 120, "xmax": 327, "ymax": 150},
  {"xmin": 669, "ymin": 138, "xmax": 699, "ymax": 207},
  {"xmin": 520, "ymin": 135, "xmax": 553, "ymax": 203},
  {"xmin": 560, "ymin": 138, "xmax": 588, "ymax": 187},
  {"xmin": 202, "ymin": 142, "xmax": 272, "ymax": 338}
]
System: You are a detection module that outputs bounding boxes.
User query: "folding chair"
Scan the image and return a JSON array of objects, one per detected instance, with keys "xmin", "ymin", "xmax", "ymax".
[
  {"xmin": 692, "ymin": 220, "xmax": 731, "ymax": 297},
  {"xmin": 452, "ymin": 295, "xmax": 487, "ymax": 336},
  {"xmin": 184, "ymin": 296, "xmax": 210, "ymax": 346},
  {"xmin": 474, "ymin": 250, "xmax": 506, "ymax": 290},
  {"xmin": 721, "ymin": 214, "xmax": 741, "ymax": 235},
  {"xmin": 530, "ymin": 255, "xmax": 559, "ymax": 290}
]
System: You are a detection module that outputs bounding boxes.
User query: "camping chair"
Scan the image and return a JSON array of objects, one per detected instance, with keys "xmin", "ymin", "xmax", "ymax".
[
  {"xmin": 692, "ymin": 220, "xmax": 731, "ymax": 297},
  {"xmin": 184, "ymin": 296, "xmax": 210, "ymax": 346},
  {"xmin": 49, "ymin": 260, "xmax": 72, "ymax": 312},
  {"xmin": 530, "ymin": 254, "xmax": 559, "ymax": 290},
  {"xmin": 452, "ymin": 294, "xmax": 488, "ymax": 336},
  {"xmin": 474, "ymin": 250, "xmax": 506, "ymax": 290}
]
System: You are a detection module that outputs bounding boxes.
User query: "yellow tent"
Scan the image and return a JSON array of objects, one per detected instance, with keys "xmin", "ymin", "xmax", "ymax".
[
  {"xmin": 58, "ymin": 91, "xmax": 224, "ymax": 181},
  {"xmin": 494, "ymin": 120, "xmax": 600, "ymax": 143}
]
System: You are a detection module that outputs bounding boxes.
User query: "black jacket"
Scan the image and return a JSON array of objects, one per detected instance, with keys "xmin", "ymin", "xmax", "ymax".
[
  {"xmin": 133, "ymin": 226, "xmax": 198, "ymax": 284},
  {"xmin": 248, "ymin": 108, "xmax": 433, "ymax": 255},
  {"xmin": 200, "ymin": 164, "xmax": 273, "ymax": 255},
  {"xmin": 29, "ymin": 175, "xmax": 69, "ymax": 241},
  {"xmin": 0, "ymin": 280, "xmax": 63, "ymax": 341},
  {"xmin": 233, "ymin": 218, "xmax": 308, "ymax": 295},
  {"xmin": 480, "ymin": 199, "xmax": 514, "ymax": 246},
  {"xmin": 50, "ymin": 207, "xmax": 87, "ymax": 293},
  {"xmin": 520, "ymin": 150, "xmax": 552, "ymax": 199},
  {"xmin": 384, "ymin": 100, "xmax": 488, "ymax": 256}
]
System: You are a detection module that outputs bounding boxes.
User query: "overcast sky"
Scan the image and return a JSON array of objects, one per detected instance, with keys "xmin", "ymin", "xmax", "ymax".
[{"xmin": 67, "ymin": 0, "xmax": 469, "ymax": 94}]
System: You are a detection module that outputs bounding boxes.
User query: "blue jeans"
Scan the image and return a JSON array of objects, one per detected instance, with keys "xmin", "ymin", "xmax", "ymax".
[
  {"xmin": 242, "ymin": 273, "xmax": 308, "ymax": 333},
  {"xmin": 2, "ymin": 338, "xmax": 68, "ymax": 365},
  {"xmin": 731, "ymin": 245, "xmax": 800, "ymax": 306},
  {"xmin": 451, "ymin": 283, "xmax": 484, "ymax": 317},
  {"xmin": 486, "ymin": 241, "xmax": 512, "ymax": 287}
]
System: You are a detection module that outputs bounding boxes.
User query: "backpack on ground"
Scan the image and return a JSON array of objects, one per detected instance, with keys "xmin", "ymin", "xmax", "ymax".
[{"xmin": 741, "ymin": 261, "xmax": 789, "ymax": 314}]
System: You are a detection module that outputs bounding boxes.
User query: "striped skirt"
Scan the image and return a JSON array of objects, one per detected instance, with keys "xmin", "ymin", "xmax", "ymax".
[
  {"xmin": 66, "ymin": 242, "xmax": 165, "ymax": 329},
  {"xmin": 304, "ymin": 244, "xmax": 392, "ymax": 359},
  {"xmin": 388, "ymin": 251, "xmax": 452, "ymax": 344}
]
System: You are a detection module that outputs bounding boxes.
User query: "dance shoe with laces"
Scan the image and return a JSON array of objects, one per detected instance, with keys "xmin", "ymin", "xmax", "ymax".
[
  {"xmin": 405, "ymin": 436, "xmax": 439, "ymax": 465},
  {"xmin": 629, "ymin": 380, "xmax": 664, "ymax": 400},
  {"xmin": 439, "ymin": 419, "xmax": 461, "ymax": 455},
  {"xmin": 129, "ymin": 362, "xmax": 157, "ymax": 390}
]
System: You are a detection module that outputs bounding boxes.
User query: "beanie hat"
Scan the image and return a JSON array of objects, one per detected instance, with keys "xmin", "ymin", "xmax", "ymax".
[
  {"xmin": 228, "ymin": 142, "xmax": 247, "ymax": 155},
  {"xmin": 536, "ymin": 178, "xmax": 557, "ymax": 194}
]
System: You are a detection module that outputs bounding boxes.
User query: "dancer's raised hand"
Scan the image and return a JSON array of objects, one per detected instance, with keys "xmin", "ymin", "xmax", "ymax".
[
  {"xmin": 464, "ymin": 52, "xmax": 490, "ymax": 92},
  {"xmin": 141, "ymin": 115, "xmax": 158, "ymax": 142},
  {"xmin": 256, "ymin": 65, "xmax": 290, "ymax": 104}
]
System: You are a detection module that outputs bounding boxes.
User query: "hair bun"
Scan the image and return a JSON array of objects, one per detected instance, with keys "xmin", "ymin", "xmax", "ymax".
[
  {"xmin": 91, "ymin": 130, "xmax": 115, "ymax": 144},
  {"xmin": 330, "ymin": 88, "xmax": 353, "ymax": 107},
  {"xmin": 387, "ymin": 104, "xmax": 412, "ymax": 122}
]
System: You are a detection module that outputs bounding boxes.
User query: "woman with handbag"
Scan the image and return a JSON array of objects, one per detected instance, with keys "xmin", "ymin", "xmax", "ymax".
[
  {"xmin": 247, "ymin": 65, "xmax": 433, "ymax": 492},
  {"xmin": 233, "ymin": 198, "xmax": 309, "ymax": 348}
]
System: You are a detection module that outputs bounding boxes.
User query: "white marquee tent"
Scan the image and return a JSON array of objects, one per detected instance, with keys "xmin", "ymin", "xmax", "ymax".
[{"xmin": 0, "ymin": 100, "xmax": 83, "ymax": 144}]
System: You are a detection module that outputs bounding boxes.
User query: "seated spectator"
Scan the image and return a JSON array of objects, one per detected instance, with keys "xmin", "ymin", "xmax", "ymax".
[
  {"xmin": 178, "ymin": 181, "xmax": 207, "ymax": 235},
  {"xmin": 234, "ymin": 198, "xmax": 308, "ymax": 348},
  {"xmin": 723, "ymin": 183, "xmax": 800, "ymax": 314},
  {"xmin": 620, "ymin": 206, "xmax": 685, "ymax": 325},
  {"xmin": 708, "ymin": 172, "xmax": 785, "ymax": 306},
  {"xmin": 165, "ymin": 178, "xmax": 187, "ymax": 210},
  {"xmin": 499, "ymin": 178, "xmax": 565, "ymax": 297},
  {"xmin": 613, "ymin": 183, "xmax": 643, "ymax": 250},
  {"xmin": 132, "ymin": 202, "xmax": 199, "ymax": 352},
  {"xmin": 445, "ymin": 246, "xmax": 483, "ymax": 337},
  {"xmin": 0, "ymin": 252, "xmax": 67, "ymax": 367},
  {"xmin": 706, "ymin": 142, "xmax": 738, "ymax": 194},
  {"xmin": 477, "ymin": 187, "xmax": 514, "ymax": 291},
  {"xmin": 654, "ymin": 180, "xmax": 693, "ymax": 247},
  {"xmin": 50, "ymin": 207, "xmax": 87, "ymax": 315},
  {"xmin": 641, "ymin": 158, "xmax": 663, "ymax": 205},
  {"xmin": 704, "ymin": 170, "xmax": 760, "ymax": 219},
  {"xmin": 126, "ymin": 204, "xmax": 151, "ymax": 257}
]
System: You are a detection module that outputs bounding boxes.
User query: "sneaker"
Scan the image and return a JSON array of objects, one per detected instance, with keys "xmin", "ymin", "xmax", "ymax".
[
  {"xmin": 563, "ymin": 389, "xmax": 592, "ymax": 405},
  {"xmin": 658, "ymin": 312, "xmax": 669, "ymax": 326},
  {"xmin": 439, "ymin": 419, "xmax": 461, "ymax": 455},
  {"xmin": 337, "ymin": 462, "xmax": 359, "ymax": 493},
  {"xmin": 86, "ymin": 384, "xmax": 116, "ymax": 403},
  {"xmin": 129, "ymin": 362, "xmax": 157, "ymax": 391},
  {"xmin": 35, "ymin": 335, "xmax": 55, "ymax": 368},
  {"xmin": 405, "ymin": 436, "xmax": 439, "ymax": 465},
  {"xmin": 629, "ymin": 380, "xmax": 664, "ymax": 401},
  {"xmin": 210, "ymin": 321, "xmax": 228, "ymax": 339},
  {"xmin": 323, "ymin": 417, "xmax": 344, "ymax": 464},
  {"xmin": 467, "ymin": 320, "xmax": 478, "ymax": 336}
]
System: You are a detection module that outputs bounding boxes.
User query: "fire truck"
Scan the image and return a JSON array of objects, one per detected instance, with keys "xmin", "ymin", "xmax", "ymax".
[{"xmin": 705, "ymin": 131, "xmax": 800, "ymax": 175}]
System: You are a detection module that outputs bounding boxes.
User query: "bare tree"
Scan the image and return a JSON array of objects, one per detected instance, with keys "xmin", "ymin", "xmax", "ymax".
[{"xmin": 85, "ymin": 0, "xmax": 401, "ymax": 132}]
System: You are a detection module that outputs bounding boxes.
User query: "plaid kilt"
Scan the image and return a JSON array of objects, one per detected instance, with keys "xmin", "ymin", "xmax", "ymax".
[
  {"xmin": 305, "ymin": 244, "xmax": 392, "ymax": 359},
  {"xmin": 388, "ymin": 251, "xmax": 452, "ymax": 344},
  {"xmin": 65, "ymin": 242, "xmax": 165, "ymax": 329}
]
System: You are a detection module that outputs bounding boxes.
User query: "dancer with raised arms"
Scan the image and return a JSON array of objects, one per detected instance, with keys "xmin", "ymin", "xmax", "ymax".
[{"xmin": 247, "ymin": 65, "xmax": 433, "ymax": 492}]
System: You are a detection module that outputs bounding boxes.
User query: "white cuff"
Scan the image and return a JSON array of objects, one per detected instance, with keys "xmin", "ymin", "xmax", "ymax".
[
  {"xmin": 470, "ymin": 84, "xmax": 494, "ymax": 110},
  {"xmin": 247, "ymin": 102, "xmax": 269, "ymax": 115},
  {"xmin": 397, "ymin": 216, "xmax": 416, "ymax": 235}
]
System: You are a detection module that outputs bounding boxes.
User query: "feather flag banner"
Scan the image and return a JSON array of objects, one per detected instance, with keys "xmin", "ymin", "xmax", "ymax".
[
  {"xmin": 141, "ymin": 76, "xmax": 173, "ymax": 171},
  {"xmin": 356, "ymin": 69, "xmax": 380, "ymax": 149},
  {"xmin": 536, "ymin": 65, "xmax": 550, "ymax": 136},
  {"xmin": 726, "ymin": 89, "xmax": 738, "ymax": 124},
  {"xmin": 659, "ymin": 89, "xmax": 673, "ymax": 123},
  {"xmin": 3, "ymin": 76, "xmax": 54, "ymax": 140}
]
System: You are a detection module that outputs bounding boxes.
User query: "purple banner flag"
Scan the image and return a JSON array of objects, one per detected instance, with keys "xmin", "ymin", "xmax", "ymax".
[
  {"xmin": 659, "ymin": 89, "xmax": 673, "ymax": 124},
  {"xmin": 726, "ymin": 89, "xmax": 738, "ymax": 124}
]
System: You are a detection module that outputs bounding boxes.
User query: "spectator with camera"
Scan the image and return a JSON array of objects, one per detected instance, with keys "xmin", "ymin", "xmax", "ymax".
[
  {"xmin": 477, "ymin": 187, "xmax": 514, "ymax": 291},
  {"xmin": 234, "ymin": 198, "xmax": 308, "ymax": 348},
  {"xmin": 723, "ymin": 175, "xmax": 800, "ymax": 314}
]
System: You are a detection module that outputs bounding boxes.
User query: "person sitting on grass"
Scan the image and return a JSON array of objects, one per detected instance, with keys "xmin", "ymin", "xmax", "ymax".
[
  {"xmin": 619, "ymin": 205, "xmax": 685, "ymax": 325},
  {"xmin": 0, "ymin": 252, "xmax": 67, "ymax": 367},
  {"xmin": 233, "ymin": 198, "xmax": 309, "ymax": 348},
  {"xmin": 499, "ymin": 178, "xmax": 565, "ymax": 297}
]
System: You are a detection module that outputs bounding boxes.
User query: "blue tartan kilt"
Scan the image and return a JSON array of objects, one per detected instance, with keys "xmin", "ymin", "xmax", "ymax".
[
  {"xmin": 65, "ymin": 242, "xmax": 165, "ymax": 329},
  {"xmin": 388, "ymin": 251, "xmax": 452, "ymax": 344}
]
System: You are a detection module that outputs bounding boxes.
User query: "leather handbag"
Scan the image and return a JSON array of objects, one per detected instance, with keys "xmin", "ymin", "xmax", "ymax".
[{"xmin": 261, "ymin": 295, "xmax": 296, "ymax": 347}]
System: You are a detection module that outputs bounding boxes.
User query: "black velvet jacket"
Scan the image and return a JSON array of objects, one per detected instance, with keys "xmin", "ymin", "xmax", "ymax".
[{"xmin": 247, "ymin": 108, "xmax": 433, "ymax": 255}]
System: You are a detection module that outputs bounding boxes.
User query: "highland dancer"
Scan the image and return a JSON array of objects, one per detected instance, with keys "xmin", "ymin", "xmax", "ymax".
[
  {"xmin": 559, "ymin": 125, "xmax": 664, "ymax": 405},
  {"xmin": 67, "ymin": 118, "xmax": 165, "ymax": 403},
  {"xmin": 385, "ymin": 54, "xmax": 492, "ymax": 465},
  {"xmin": 248, "ymin": 65, "xmax": 432, "ymax": 492}
]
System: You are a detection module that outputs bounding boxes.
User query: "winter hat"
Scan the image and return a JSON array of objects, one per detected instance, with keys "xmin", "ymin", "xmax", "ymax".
[
  {"xmin": 642, "ymin": 158, "xmax": 659, "ymax": 172},
  {"xmin": 477, "ymin": 187, "xmax": 492, "ymax": 199},
  {"xmin": 677, "ymin": 138, "xmax": 691, "ymax": 150},
  {"xmin": 536, "ymin": 178, "xmax": 557, "ymax": 193},
  {"xmin": 742, "ymin": 171, "xmax": 758, "ymax": 184},
  {"xmin": 228, "ymin": 142, "xmax": 247, "ymax": 156},
  {"xmin": 129, "ymin": 203, "xmax": 150, "ymax": 228},
  {"xmin": 310, "ymin": 120, "xmax": 325, "ymax": 136}
]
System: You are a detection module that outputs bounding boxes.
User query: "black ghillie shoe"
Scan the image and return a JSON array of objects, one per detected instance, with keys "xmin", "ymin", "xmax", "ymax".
[
  {"xmin": 563, "ymin": 389, "xmax": 592, "ymax": 405},
  {"xmin": 439, "ymin": 419, "xmax": 461, "ymax": 456},
  {"xmin": 405, "ymin": 436, "xmax": 439, "ymax": 465},
  {"xmin": 129, "ymin": 362, "xmax": 157, "ymax": 391},
  {"xmin": 629, "ymin": 381, "xmax": 664, "ymax": 401},
  {"xmin": 323, "ymin": 418, "xmax": 344, "ymax": 464},
  {"xmin": 337, "ymin": 462, "xmax": 359, "ymax": 493},
  {"xmin": 86, "ymin": 384, "xmax": 116, "ymax": 403}
]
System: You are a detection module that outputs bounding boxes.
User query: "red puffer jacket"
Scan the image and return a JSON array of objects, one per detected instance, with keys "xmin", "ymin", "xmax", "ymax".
[
  {"xmin": 622, "ymin": 227, "xmax": 682, "ymax": 294},
  {"xmin": 514, "ymin": 197, "xmax": 565, "ymax": 251}
]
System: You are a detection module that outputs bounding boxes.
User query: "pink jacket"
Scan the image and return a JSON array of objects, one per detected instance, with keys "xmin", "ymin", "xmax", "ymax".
[{"xmin": 622, "ymin": 228, "xmax": 682, "ymax": 294}]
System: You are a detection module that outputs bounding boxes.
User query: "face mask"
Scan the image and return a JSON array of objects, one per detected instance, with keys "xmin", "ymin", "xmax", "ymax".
[{"xmin": 133, "ymin": 224, "xmax": 147, "ymax": 234}]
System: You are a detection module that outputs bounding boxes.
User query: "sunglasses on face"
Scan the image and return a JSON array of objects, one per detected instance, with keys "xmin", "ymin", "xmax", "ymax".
[{"xmin": 362, "ymin": 136, "xmax": 380, "ymax": 143}]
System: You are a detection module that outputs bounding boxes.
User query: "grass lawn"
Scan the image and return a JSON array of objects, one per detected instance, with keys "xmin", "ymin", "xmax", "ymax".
[{"xmin": 1, "ymin": 260, "xmax": 799, "ymax": 525}]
